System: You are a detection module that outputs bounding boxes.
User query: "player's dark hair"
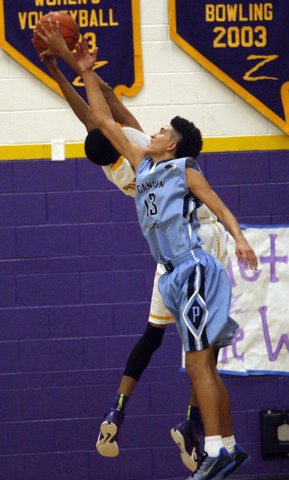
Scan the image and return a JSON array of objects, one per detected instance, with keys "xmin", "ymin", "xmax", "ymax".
[
  {"xmin": 84, "ymin": 128, "xmax": 120, "ymax": 166},
  {"xmin": 170, "ymin": 116, "xmax": 203, "ymax": 159}
]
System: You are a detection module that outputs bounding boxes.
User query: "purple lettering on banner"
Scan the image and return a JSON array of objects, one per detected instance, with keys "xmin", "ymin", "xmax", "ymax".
[
  {"xmin": 227, "ymin": 257, "xmax": 237, "ymax": 287},
  {"xmin": 232, "ymin": 328, "xmax": 245, "ymax": 362},
  {"xmin": 230, "ymin": 294, "xmax": 250, "ymax": 315},
  {"xmin": 260, "ymin": 234, "xmax": 288, "ymax": 283},
  {"xmin": 220, "ymin": 347, "xmax": 228, "ymax": 364},
  {"xmin": 259, "ymin": 306, "xmax": 289, "ymax": 361},
  {"xmin": 219, "ymin": 329, "xmax": 245, "ymax": 365},
  {"xmin": 238, "ymin": 260, "xmax": 261, "ymax": 282}
]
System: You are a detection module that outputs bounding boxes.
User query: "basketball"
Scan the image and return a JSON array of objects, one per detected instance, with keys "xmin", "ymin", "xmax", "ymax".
[{"xmin": 33, "ymin": 12, "xmax": 79, "ymax": 53}]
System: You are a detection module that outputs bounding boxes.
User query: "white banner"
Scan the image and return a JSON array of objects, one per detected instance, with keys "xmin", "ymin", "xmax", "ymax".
[{"xmin": 217, "ymin": 225, "xmax": 289, "ymax": 376}]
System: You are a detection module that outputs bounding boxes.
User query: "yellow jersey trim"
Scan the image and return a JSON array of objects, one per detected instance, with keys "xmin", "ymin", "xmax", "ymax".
[
  {"xmin": 111, "ymin": 156, "xmax": 125, "ymax": 171},
  {"xmin": 149, "ymin": 313, "xmax": 174, "ymax": 320},
  {"xmin": 213, "ymin": 220, "xmax": 222, "ymax": 261}
]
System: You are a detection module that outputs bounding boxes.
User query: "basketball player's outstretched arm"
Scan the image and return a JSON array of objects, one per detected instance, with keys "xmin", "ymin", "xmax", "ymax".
[
  {"xmin": 74, "ymin": 39, "xmax": 145, "ymax": 171},
  {"xmin": 34, "ymin": 53, "xmax": 97, "ymax": 132},
  {"xmin": 186, "ymin": 167, "xmax": 258, "ymax": 270},
  {"xmin": 33, "ymin": 20, "xmax": 143, "ymax": 130}
]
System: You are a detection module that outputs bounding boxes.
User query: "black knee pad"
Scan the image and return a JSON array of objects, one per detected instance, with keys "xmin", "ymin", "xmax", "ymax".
[
  {"xmin": 123, "ymin": 323, "xmax": 165, "ymax": 381},
  {"xmin": 214, "ymin": 348, "xmax": 220, "ymax": 364}
]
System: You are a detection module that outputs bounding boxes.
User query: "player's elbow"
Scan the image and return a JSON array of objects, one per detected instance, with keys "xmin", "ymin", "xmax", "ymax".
[
  {"xmin": 85, "ymin": 112, "xmax": 98, "ymax": 132},
  {"xmin": 96, "ymin": 115, "xmax": 112, "ymax": 133}
]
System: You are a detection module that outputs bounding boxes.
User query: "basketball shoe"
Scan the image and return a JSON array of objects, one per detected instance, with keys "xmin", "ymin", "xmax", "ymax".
[
  {"xmin": 214, "ymin": 444, "xmax": 251, "ymax": 479},
  {"xmin": 96, "ymin": 409, "xmax": 125, "ymax": 457},
  {"xmin": 185, "ymin": 447, "xmax": 235, "ymax": 480},
  {"xmin": 171, "ymin": 419, "xmax": 203, "ymax": 471}
]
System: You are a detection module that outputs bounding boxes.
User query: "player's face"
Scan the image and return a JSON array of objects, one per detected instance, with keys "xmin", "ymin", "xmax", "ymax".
[{"xmin": 145, "ymin": 125, "xmax": 174, "ymax": 156}]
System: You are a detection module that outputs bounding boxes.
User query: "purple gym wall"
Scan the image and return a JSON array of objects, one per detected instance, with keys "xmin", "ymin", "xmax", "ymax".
[{"xmin": 0, "ymin": 151, "xmax": 289, "ymax": 480}]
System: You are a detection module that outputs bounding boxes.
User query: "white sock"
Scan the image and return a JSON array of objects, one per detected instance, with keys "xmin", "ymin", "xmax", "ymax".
[
  {"xmin": 222, "ymin": 435, "xmax": 236, "ymax": 454},
  {"xmin": 204, "ymin": 435, "xmax": 223, "ymax": 457}
]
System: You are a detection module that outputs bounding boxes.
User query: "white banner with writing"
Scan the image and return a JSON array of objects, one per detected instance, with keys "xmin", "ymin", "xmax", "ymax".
[{"xmin": 217, "ymin": 225, "xmax": 289, "ymax": 376}]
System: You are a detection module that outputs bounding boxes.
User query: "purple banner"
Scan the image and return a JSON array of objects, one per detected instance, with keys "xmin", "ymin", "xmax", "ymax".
[
  {"xmin": 169, "ymin": 0, "xmax": 289, "ymax": 134},
  {"xmin": 0, "ymin": 0, "xmax": 143, "ymax": 100}
]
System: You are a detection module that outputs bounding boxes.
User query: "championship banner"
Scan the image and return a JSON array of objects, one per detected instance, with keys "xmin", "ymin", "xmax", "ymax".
[
  {"xmin": 0, "ymin": 0, "xmax": 142, "ymax": 100},
  {"xmin": 169, "ymin": 1, "xmax": 289, "ymax": 135}
]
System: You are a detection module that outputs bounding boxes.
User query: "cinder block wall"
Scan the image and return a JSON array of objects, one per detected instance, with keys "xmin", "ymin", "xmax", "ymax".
[
  {"xmin": 0, "ymin": 0, "xmax": 284, "ymax": 145},
  {"xmin": 1, "ymin": 152, "xmax": 289, "ymax": 480},
  {"xmin": 1, "ymin": 1, "xmax": 289, "ymax": 479}
]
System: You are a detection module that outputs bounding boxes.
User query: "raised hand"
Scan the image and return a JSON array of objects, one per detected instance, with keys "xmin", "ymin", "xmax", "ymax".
[
  {"xmin": 33, "ymin": 18, "xmax": 68, "ymax": 58},
  {"xmin": 73, "ymin": 37, "xmax": 98, "ymax": 74},
  {"xmin": 40, "ymin": 54, "xmax": 58, "ymax": 71},
  {"xmin": 31, "ymin": 37, "xmax": 58, "ymax": 72}
]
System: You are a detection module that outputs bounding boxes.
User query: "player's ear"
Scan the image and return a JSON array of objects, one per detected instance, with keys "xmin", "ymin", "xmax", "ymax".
[{"xmin": 167, "ymin": 141, "xmax": 177, "ymax": 151}]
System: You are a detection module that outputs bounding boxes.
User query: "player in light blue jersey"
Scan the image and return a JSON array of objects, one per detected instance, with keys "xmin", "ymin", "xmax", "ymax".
[
  {"xmin": 32, "ymin": 26, "xmax": 227, "ymax": 472},
  {"xmin": 77, "ymin": 38, "xmax": 258, "ymax": 480},
  {"xmin": 136, "ymin": 152, "xmax": 238, "ymax": 354}
]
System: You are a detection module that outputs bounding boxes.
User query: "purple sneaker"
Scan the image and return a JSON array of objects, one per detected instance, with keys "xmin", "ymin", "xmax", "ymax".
[
  {"xmin": 96, "ymin": 409, "xmax": 125, "ymax": 457},
  {"xmin": 171, "ymin": 419, "xmax": 203, "ymax": 471},
  {"xmin": 186, "ymin": 447, "xmax": 235, "ymax": 480}
]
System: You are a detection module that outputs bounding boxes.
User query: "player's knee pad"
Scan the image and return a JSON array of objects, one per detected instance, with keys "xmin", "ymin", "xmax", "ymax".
[
  {"xmin": 123, "ymin": 323, "xmax": 165, "ymax": 381},
  {"xmin": 214, "ymin": 347, "xmax": 220, "ymax": 364}
]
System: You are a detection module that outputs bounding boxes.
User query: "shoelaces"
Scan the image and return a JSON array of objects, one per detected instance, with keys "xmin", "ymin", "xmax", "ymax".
[{"xmin": 190, "ymin": 451, "xmax": 208, "ymax": 477}]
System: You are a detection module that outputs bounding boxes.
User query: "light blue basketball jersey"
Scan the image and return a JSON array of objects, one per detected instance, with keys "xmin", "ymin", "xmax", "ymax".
[
  {"xmin": 135, "ymin": 155, "xmax": 238, "ymax": 351},
  {"xmin": 135, "ymin": 156, "xmax": 203, "ymax": 266}
]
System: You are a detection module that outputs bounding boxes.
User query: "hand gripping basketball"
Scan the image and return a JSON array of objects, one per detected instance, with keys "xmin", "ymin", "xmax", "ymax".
[{"xmin": 33, "ymin": 12, "xmax": 79, "ymax": 55}]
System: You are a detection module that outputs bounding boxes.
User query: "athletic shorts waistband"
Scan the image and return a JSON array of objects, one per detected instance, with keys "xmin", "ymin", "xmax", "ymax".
[{"xmin": 164, "ymin": 248, "xmax": 203, "ymax": 273}]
